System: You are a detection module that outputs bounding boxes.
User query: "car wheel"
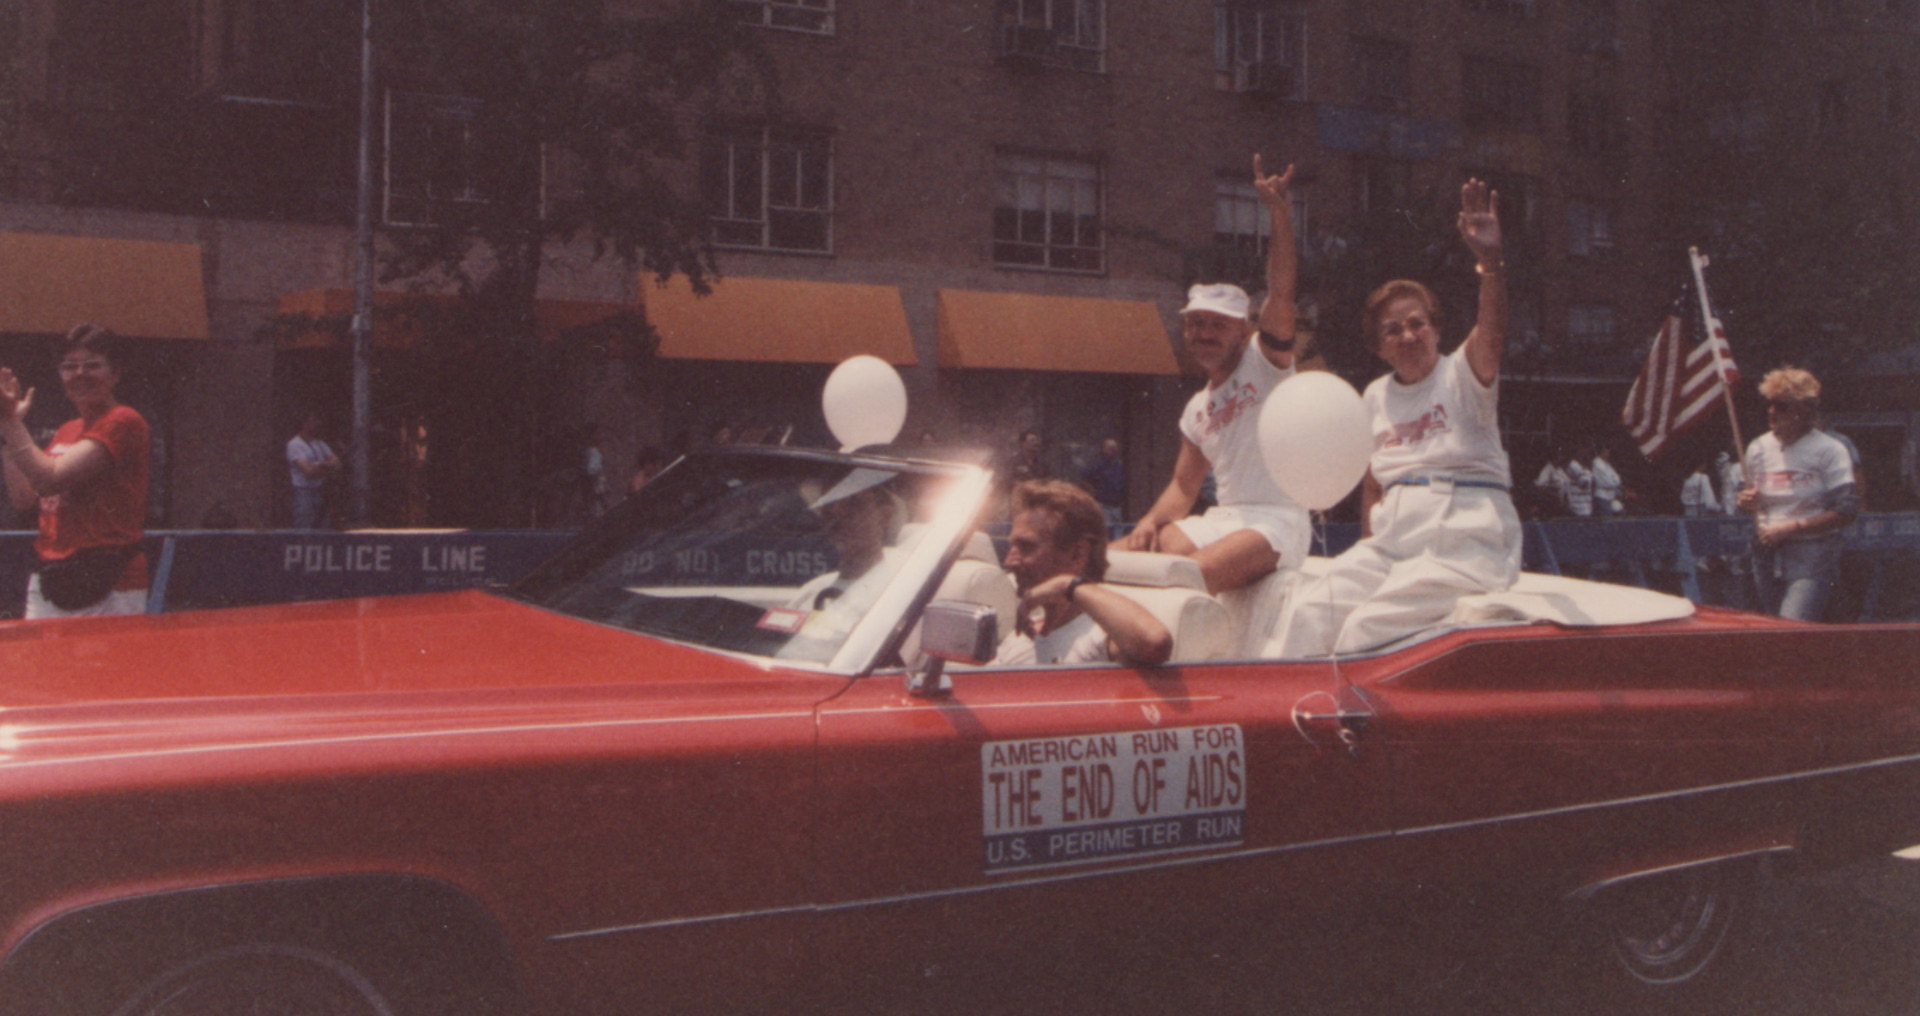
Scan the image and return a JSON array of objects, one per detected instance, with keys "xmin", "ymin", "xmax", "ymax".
[
  {"xmin": 108, "ymin": 943, "xmax": 397, "ymax": 1016},
  {"xmin": 1598, "ymin": 865, "xmax": 1743, "ymax": 987}
]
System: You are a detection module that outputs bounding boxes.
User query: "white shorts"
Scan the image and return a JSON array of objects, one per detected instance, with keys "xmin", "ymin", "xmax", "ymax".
[
  {"xmin": 1171, "ymin": 504, "xmax": 1311, "ymax": 565},
  {"xmin": 24, "ymin": 573, "xmax": 148, "ymax": 621}
]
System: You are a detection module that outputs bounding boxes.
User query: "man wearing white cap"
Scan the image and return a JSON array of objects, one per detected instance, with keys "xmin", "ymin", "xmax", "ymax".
[{"xmin": 1119, "ymin": 155, "xmax": 1306, "ymax": 594}]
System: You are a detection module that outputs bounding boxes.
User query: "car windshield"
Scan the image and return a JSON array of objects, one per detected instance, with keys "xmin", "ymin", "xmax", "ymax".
[{"xmin": 508, "ymin": 448, "xmax": 984, "ymax": 668}]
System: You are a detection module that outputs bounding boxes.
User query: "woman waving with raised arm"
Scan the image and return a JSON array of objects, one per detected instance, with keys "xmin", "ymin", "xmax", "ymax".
[
  {"xmin": 1269, "ymin": 178, "xmax": 1521, "ymax": 657},
  {"xmin": 0, "ymin": 324, "xmax": 151, "ymax": 619}
]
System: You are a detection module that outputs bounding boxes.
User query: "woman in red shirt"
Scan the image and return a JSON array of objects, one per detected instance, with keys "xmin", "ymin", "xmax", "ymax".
[{"xmin": 0, "ymin": 323, "xmax": 151, "ymax": 619}]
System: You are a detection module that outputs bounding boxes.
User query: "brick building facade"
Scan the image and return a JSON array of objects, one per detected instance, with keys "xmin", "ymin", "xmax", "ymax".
[{"xmin": 0, "ymin": 0, "xmax": 1913, "ymax": 527}]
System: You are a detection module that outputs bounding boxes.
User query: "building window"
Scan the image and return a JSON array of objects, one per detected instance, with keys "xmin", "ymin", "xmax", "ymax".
[
  {"xmin": 729, "ymin": 0, "xmax": 834, "ymax": 34},
  {"xmin": 1566, "ymin": 199, "xmax": 1616, "ymax": 256},
  {"xmin": 1214, "ymin": 3, "xmax": 1307, "ymax": 98},
  {"xmin": 702, "ymin": 124, "xmax": 833, "ymax": 253},
  {"xmin": 1568, "ymin": 304, "xmax": 1617, "ymax": 349},
  {"xmin": 1462, "ymin": 57, "xmax": 1541, "ymax": 131},
  {"xmin": 1352, "ymin": 36, "xmax": 1411, "ymax": 112},
  {"xmin": 993, "ymin": 152, "xmax": 1102, "ymax": 272},
  {"xmin": 1462, "ymin": 0, "xmax": 1537, "ymax": 18},
  {"xmin": 1214, "ymin": 178, "xmax": 1306, "ymax": 256},
  {"xmin": 1355, "ymin": 157, "xmax": 1412, "ymax": 215},
  {"xmin": 997, "ymin": 0, "xmax": 1105, "ymax": 73},
  {"xmin": 1816, "ymin": 78, "xmax": 1847, "ymax": 133},
  {"xmin": 385, "ymin": 91, "xmax": 489, "ymax": 227},
  {"xmin": 1567, "ymin": 89, "xmax": 1622, "ymax": 154}
]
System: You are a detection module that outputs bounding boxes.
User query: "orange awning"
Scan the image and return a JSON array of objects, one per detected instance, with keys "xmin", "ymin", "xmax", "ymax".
[
  {"xmin": 641, "ymin": 275, "xmax": 916, "ymax": 365},
  {"xmin": 935, "ymin": 289, "xmax": 1178, "ymax": 374},
  {"xmin": 0, "ymin": 232, "xmax": 209, "ymax": 339},
  {"xmin": 275, "ymin": 289, "xmax": 636, "ymax": 349}
]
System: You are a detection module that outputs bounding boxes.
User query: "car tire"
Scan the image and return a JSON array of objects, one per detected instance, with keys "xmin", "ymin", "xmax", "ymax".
[
  {"xmin": 1593, "ymin": 864, "xmax": 1746, "ymax": 989},
  {"xmin": 107, "ymin": 943, "xmax": 397, "ymax": 1016}
]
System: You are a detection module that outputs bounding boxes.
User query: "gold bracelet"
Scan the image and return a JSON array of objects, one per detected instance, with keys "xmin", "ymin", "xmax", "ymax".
[{"xmin": 1475, "ymin": 261, "xmax": 1504, "ymax": 276}]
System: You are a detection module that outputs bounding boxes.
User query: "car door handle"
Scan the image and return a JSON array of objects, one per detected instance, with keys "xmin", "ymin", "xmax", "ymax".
[{"xmin": 1292, "ymin": 693, "xmax": 1370, "ymax": 754}]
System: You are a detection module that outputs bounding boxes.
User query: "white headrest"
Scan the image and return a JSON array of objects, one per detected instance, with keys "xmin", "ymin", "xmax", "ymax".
[
  {"xmin": 959, "ymin": 530, "xmax": 1001, "ymax": 564},
  {"xmin": 1103, "ymin": 551, "xmax": 1208, "ymax": 591}
]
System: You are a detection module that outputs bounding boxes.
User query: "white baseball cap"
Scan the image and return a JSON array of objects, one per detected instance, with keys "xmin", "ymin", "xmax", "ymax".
[{"xmin": 1180, "ymin": 283, "xmax": 1251, "ymax": 320}]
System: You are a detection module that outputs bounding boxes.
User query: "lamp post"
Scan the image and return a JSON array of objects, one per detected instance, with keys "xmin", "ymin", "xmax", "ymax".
[{"xmin": 349, "ymin": 0, "xmax": 376, "ymax": 527}]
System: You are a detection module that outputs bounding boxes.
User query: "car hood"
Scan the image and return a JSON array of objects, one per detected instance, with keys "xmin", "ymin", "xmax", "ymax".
[{"xmin": 0, "ymin": 590, "xmax": 806, "ymax": 708}]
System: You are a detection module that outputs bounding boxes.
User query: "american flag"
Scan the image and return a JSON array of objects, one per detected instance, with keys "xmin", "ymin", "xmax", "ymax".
[{"xmin": 1622, "ymin": 268, "xmax": 1740, "ymax": 460}]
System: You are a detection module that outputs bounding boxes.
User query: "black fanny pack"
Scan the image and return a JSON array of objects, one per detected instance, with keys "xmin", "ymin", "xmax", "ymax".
[{"xmin": 37, "ymin": 544, "xmax": 140, "ymax": 612}]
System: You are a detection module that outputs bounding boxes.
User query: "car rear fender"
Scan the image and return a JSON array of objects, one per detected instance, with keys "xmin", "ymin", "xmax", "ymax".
[
  {"xmin": 0, "ymin": 873, "xmax": 525, "ymax": 1016},
  {"xmin": 1563, "ymin": 843, "xmax": 1791, "ymax": 906}
]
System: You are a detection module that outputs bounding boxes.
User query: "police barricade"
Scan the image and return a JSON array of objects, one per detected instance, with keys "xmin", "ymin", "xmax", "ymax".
[
  {"xmin": 0, "ymin": 515, "xmax": 1912, "ymax": 621},
  {"xmin": 0, "ymin": 530, "xmax": 574, "ymax": 619}
]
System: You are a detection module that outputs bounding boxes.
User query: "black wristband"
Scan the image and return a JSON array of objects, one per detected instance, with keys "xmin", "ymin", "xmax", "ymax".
[
  {"xmin": 1258, "ymin": 330, "xmax": 1295, "ymax": 352},
  {"xmin": 1065, "ymin": 576, "xmax": 1087, "ymax": 602}
]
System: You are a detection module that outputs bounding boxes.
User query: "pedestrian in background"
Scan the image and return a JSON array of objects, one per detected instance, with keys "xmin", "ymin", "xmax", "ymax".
[
  {"xmin": 1008, "ymin": 430, "xmax": 1050, "ymax": 485},
  {"xmin": 1565, "ymin": 444, "xmax": 1595, "ymax": 518},
  {"xmin": 1737, "ymin": 367, "xmax": 1858, "ymax": 621},
  {"xmin": 1591, "ymin": 444, "xmax": 1624, "ymax": 516},
  {"xmin": 287, "ymin": 410, "xmax": 342, "ymax": 529},
  {"xmin": 1532, "ymin": 447, "xmax": 1572, "ymax": 517},
  {"xmin": 1081, "ymin": 437, "xmax": 1126, "ymax": 527},
  {"xmin": 1681, "ymin": 453, "xmax": 1720, "ymax": 516},
  {"xmin": 1715, "ymin": 451, "xmax": 1744, "ymax": 517},
  {"xmin": 629, "ymin": 446, "xmax": 666, "ymax": 494},
  {"xmin": 581, "ymin": 422, "xmax": 608, "ymax": 518},
  {"xmin": 0, "ymin": 324, "xmax": 151, "ymax": 619}
]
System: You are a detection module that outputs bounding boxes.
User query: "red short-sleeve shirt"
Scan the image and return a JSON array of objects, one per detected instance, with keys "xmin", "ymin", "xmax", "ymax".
[{"xmin": 34, "ymin": 405, "xmax": 150, "ymax": 589}]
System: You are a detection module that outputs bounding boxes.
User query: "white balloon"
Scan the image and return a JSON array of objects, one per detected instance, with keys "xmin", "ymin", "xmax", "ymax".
[
  {"xmin": 1258, "ymin": 371, "xmax": 1373, "ymax": 511},
  {"xmin": 822, "ymin": 355, "xmax": 908, "ymax": 451}
]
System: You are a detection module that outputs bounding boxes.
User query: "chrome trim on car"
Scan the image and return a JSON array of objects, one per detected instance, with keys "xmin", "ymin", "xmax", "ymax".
[
  {"xmin": 545, "ymin": 826, "xmax": 1396, "ymax": 942},
  {"xmin": 1564, "ymin": 845, "xmax": 1793, "ymax": 903}
]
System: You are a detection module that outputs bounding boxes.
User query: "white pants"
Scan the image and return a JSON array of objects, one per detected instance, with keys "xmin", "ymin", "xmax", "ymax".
[
  {"xmin": 1171, "ymin": 504, "xmax": 1311, "ymax": 564},
  {"xmin": 24, "ymin": 573, "xmax": 148, "ymax": 621},
  {"xmin": 1269, "ymin": 484, "xmax": 1521, "ymax": 657}
]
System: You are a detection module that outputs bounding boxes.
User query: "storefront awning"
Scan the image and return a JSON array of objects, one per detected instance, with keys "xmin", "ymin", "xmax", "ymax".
[
  {"xmin": 275, "ymin": 289, "xmax": 636, "ymax": 349},
  {"xmin": 0, "ymin": 233, "xmax": 209, "ymax": 339},
  {"xmin": 641, "ymin": 275, "xmax": 916, "ymax": 365},
  {"xmin": 935, "ymin": 289, "xmax": 1178, "ymax": 374}
]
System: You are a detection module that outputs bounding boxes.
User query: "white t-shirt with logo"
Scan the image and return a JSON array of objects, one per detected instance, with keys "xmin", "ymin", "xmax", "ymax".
[
  {"xmin": 1744, "ymin": 429, "xmax": 1855, "ymax": 528},
  {"xmin": 992, "ymin": 612, "xmax": 1111, "ymax": 666},
  {"xmin": 1179, "ymin": 348, "xmax": 1299, "ymax": 512},
  {"xmin": 1364, "ymin": 348, "xmax": 1510, "ymax": 488}
]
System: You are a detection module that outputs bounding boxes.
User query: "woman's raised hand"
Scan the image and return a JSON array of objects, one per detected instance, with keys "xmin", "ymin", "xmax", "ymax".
[
  {"xmin": 0, "ymin": 369, "xmax": 34, "ymax": 426},
  {"xmin": 1457, "ymin": 178, "xmax": 1503, "ymax": 265}
]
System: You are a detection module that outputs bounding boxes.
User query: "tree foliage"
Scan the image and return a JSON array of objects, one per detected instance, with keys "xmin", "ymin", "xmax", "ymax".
[{"xmin": 367, "ymin": 0, "xmax": 770, "ymax": 525}]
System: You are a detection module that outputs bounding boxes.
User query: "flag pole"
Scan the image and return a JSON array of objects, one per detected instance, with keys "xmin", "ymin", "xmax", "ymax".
[{"xmin": 1688, "ymin": 246, "xmax": 1745, "ymax": 459}]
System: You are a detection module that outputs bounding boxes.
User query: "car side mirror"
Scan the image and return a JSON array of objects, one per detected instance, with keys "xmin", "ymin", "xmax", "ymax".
[{"xmin": 908, "ymin": 601, "xmax": 998, "ymax": 697}]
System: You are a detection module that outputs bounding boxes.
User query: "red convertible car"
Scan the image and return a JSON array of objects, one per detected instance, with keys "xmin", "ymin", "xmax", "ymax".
[{"xmin": 0, "ymin": 445, "xmax": 1917, "ymax": 1015}]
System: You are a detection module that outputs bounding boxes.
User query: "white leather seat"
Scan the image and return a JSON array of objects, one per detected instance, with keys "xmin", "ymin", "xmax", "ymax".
[
  {"xmin": 900, "ymin": 532, "xmax": 1019, "ymax": 665},
  {"xmin": 1101, "ymin": 551, "xmax": 1231, "ymax": 663}
]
